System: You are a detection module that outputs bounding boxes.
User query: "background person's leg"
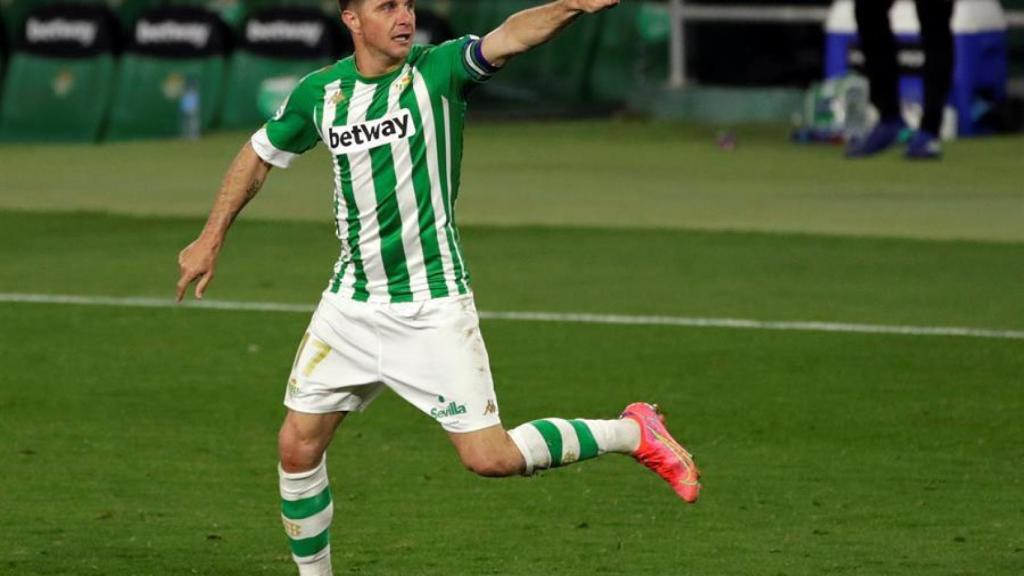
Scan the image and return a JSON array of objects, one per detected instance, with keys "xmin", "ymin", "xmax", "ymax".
[
  {"xmin": 847, "ymin": 0, "xmax": 908, "ymax": 157},
  {"xmin": 855, "ymin": 0, "xmax": 900, "ymax": 122},
  {"xmin": 278, "ymin": 410, "xmax": 347, "ymax": 576},
  {"xmin": 915, "ymin": 0, "xmax": 955, "ymax": 137}
]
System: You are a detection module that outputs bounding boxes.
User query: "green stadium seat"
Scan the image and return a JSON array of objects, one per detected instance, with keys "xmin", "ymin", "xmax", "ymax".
[
  {"xmin": 0, "ymin": 4, "xmax": 119, "ymax": 142},
  {"xmin": 106, "ymin": 54, "xmax": 225, "ymax": 139},
  {"xmin": 219, "ymin": 6, "xmax": 344, "ymax": 130},
  {"xmin": 461, "ymin": 0, "xmax": 596, "ymax": 105},
  {"xmin": 242, "ymin": 0, "xmax": 324, "ymax": 13},
  {"xmin": 463, "ymin": 0, "xmax": 504, "ymax": 38},
  {"xmin": 536, "ymin": 10, "xmax": 602, "ymax": 102},
  {"xmin": 221, "ymin": 52, "xmax": 331, "ymax": 129},
  {"xmin": 0, "ymin": 54, "xmax": 116, "ymax": 141},
  {"xmin": 588, "ymin": 3, "xmax": 669, "ymax": 103},
  {"xmin": 412, "ymin": 6, "xmax": 454, "ymax": 45},
  {"xmin": 160, "ymin": 0, "xmax": 248, "ymax": 29},
  {"xmin": 1, "ymin": 0, "xmax": 110, "ymax": 42},
  {"xmin": 2, "ymin": 0, "xmax": 41, "ymax": 42},
  {"xmin": 111, "ymin": 0, "xmax": 165, "ymax": 29},
  {"xmin": 105, "ymin": 5, "xmax": 228, "ymax": 140}
]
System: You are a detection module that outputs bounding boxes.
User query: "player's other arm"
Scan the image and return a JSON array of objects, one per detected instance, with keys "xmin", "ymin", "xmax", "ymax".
[
  {"xmin": 480, "ymin": 0, "xmax": 620, "ymax": 67},
  {"xmin": 176, "ymin": 143, "xmax": 272, "ymax": 302}
]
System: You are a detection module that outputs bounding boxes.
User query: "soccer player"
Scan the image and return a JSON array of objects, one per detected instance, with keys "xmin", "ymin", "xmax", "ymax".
[{"xmin": 176, "ymin": 1, "xmax": 700, "ymax": 574}]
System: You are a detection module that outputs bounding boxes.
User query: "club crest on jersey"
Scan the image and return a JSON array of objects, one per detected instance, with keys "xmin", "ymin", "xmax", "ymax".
[{"xmin": 327, "ymin": 109, "xmax": 416, "ymax": 155}]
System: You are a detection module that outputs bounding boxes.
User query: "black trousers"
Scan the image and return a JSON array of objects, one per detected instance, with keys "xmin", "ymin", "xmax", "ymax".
[{"xmin": 854, "ymin": 0, "xmax": 955, "ymax": 134}]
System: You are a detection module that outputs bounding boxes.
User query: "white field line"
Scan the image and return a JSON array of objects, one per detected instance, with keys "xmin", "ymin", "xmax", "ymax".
[{"xmin": 1, "ymin": 292, "xmax": 1022, "ymax": 341}]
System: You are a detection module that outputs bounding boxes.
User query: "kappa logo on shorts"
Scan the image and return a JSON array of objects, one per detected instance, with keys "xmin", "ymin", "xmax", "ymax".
[
  {"xmin": 483, "ymin": 399, "xmax": 497, "ymax": 416},
  {"xmin": 326, "ymin": 109, "xmax": 416, "ymax": 155}
]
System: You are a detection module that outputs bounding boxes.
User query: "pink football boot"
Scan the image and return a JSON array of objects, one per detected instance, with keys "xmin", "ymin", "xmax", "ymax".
[{"xmin": 621, "ymin": 402, "xmax": 701, "ymax": 503}]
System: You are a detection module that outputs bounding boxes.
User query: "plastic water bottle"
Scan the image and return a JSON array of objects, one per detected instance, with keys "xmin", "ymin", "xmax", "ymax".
[
  {"xmin": 842, "ymin": 75, "xmax": 870, "ymax": 143},
  {"xmin": 180, "ymin": 76, "xmax": 201, "ymax": 140}
]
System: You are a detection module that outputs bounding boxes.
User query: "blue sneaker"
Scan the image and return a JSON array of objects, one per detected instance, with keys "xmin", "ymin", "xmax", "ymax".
[
  {"xmin": 845, "ymin": 120, "xmax": 905, "ymax": 158},
  {"xmin": 905, "ymin": 130, "xmax": 942, "ymax": 160}
]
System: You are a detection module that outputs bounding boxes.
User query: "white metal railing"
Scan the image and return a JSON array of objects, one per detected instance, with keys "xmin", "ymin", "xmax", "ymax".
[{"xmin": 668, "ymin": 0, "xmax": 1024, "ymax": 88}]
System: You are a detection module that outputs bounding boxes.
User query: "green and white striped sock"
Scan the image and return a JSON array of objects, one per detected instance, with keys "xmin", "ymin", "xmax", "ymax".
[
  {"xmin": 279, "ymin": 457, "xmax": 333, "ymax": 576},
  {"xmin": 508, "ymin": 418, "xmax": 640, "ymax": 475}
]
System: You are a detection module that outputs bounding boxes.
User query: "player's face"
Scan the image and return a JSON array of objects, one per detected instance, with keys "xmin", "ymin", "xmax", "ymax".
[{"xmin": 349, "ymin": 0, "xmax": 416, "ymax": 62}]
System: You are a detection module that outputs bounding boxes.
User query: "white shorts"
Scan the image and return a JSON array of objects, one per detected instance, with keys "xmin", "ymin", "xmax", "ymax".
[{"xmin": 284, "ymin": 291, "xmax": 502, "ymax": 433}]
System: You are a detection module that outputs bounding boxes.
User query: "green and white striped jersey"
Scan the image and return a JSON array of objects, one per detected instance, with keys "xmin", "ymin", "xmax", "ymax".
[{"xmin": 251, "ymin": 35, "xmax": 497, "ymax": 303}]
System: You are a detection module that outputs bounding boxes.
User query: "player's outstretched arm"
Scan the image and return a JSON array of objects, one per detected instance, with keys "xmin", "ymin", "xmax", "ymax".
[
  {"xmin": 176, "ymin": 143, "xmax": 272, "ymax": 302},
  {"xmin": 480, "ymin": 0, "xmax": 620, "ymax": 67}
]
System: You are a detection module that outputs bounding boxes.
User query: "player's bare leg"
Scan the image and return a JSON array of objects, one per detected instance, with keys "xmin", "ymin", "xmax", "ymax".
[
  {"xmin": 279, "ymin": 410, "xmax": 346, "ymax": 472},
  {"xmin": 278, "ymin": 410, "xmax": 346, "ymax": 576},
  {"xmin": 449, "ymin": 424, "xmax": 527, "ymax": 477}
]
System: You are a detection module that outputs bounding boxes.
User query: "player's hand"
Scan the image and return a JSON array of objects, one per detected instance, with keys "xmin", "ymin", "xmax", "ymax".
[
  {"xmin": 176, "ymin": 237, "xmax": 220, "ymax": 302},
  {"xmin": 565, "ymin": 0, "xmax": 620, "ymax": 13}
]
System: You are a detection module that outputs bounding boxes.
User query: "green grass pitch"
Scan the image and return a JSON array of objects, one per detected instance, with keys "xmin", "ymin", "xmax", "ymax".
[{"xmin": 1, "ymin": 122, "xmax": 1022, "ymax": 575}]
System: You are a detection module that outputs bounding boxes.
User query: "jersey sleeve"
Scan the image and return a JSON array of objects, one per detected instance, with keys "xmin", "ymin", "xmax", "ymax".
[
  {"xmin": 430, "ymin": 35, "xmax": 501, "ymax": 98},
  {"xmin": 250, "ymin": 78, "xmax": 321, "ymax": 169}
]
